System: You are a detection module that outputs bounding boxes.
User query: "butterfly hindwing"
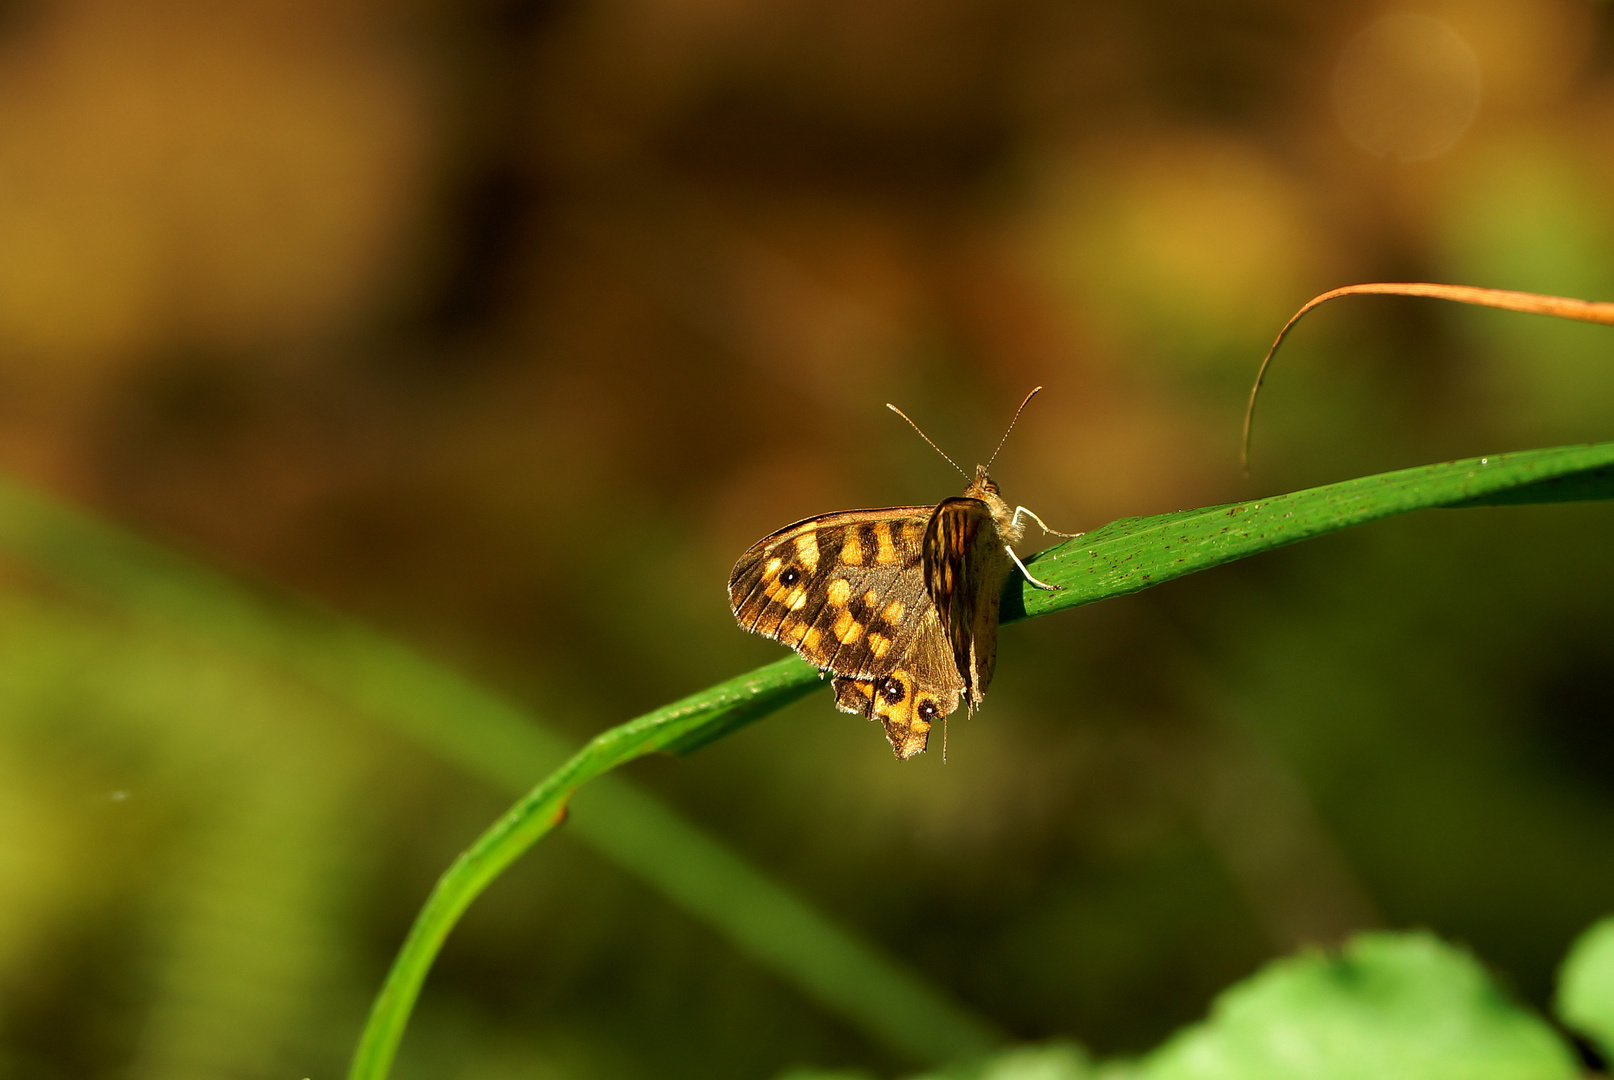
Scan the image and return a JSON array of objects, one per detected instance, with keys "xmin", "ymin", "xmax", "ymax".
[{"xmin": 831, "ymin": 606, "xmax": 964, "ymax": 760}]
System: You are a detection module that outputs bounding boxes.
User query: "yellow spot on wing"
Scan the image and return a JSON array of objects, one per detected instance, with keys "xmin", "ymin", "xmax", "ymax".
[
  {"xmin": 833, "ymin": 610, "xmax": 863, "ymax": 644},
  {"xmin": 882, "ymin": 599, "xmax": 906, "ymax": 624},
  {"xmin": 765, "ymin": 557, "xmax": 783, "ymax": 576},
  {"xmin": 802, "ymin": 627, "xmax": 822, "ymax": 652},
  {"xmin": 827, "ymin": 579, "xmax": 851, "ymax": 606},
  {"xmin": 794, "ymin": 532, "xmax": 819, "ymax": 571},
  {"xmin": 868, "ymin": 632, "xmax": 890, "ymax": 658},
  {"xmin": 863, "ymin": 589, "xmax": 879, "ymax": 608},
  {"xmin": 783, "ymin": 619, "xmax": 813, "ymax": 645},
  {"xmin": 842, "ymin": 529, "xmax": 863, "ymax": 565},
  {"xmin": 764, "ymin": 577, "xmax": 801, "ymax": 603},
  {"xmin": 875, "ymin": 522, "xmax": 898, "ymax": 564}
]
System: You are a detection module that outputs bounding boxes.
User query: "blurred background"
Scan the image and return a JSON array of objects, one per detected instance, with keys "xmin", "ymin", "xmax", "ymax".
[{"xmin": 1, "ymin": 0, "xmax": 1614, "ymax": 1077}]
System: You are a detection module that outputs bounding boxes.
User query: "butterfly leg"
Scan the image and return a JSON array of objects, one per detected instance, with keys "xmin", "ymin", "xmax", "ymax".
[
  {"xmin": 1011, "ymin": 506, "xmax": 1082, "ymax": 539},
  {"xmin": 1006, "ymin": 544, "xmax": 1062, "ymax": 591}
]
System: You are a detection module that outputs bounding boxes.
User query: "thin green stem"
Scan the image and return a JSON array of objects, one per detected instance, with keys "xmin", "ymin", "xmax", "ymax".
[{"xmin": 348, "ymin": 657, "xmax": 822, "ymax": 1080}]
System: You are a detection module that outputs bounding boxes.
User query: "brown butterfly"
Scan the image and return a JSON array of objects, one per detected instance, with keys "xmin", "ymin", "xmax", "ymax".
[{"xmin": 727, "ymin": 388, "xmax": 1075, "ymax": 760}]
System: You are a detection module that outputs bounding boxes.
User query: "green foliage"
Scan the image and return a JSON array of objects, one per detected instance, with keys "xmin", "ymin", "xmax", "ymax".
[
  {"xmin": 922, "ymin": 1044, "xmax": 1096, "ymax": 1080},
  {"xmin": 1125, "ymin": 933, "xmax": 1575, "ymax": 1080},
  {"xmin": 781, "ymin": 1043, "xmax": 1094, "ymax": 1080},
  {"xmin": 0, "ymin": 588, "xmax": 373, "ymax": 1078},
  {"xmin": 792, "ymin": 928, "xmax": 1602, "ymax": 1080},
  {"xmin": 1555, "ymin": 915, "xmax": 1614, "ymax": 1058}
]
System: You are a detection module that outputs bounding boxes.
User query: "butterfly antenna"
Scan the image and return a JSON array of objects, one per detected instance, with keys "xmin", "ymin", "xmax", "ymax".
[
  {"xmin": 886, "ymin": 403, "xmax": 969, "ymax": 480},
  {"xmin": 985, "ymin": 386, "xmax": 1043, "ymax": 470}
]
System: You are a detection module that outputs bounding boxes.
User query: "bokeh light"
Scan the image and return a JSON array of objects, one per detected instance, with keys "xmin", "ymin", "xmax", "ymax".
[{"xmin": 1333, "ymin": 13, "xmax": 1481, "ymax": 162}]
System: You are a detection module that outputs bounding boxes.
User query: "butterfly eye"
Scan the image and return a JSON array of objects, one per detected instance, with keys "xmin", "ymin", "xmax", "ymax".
[
  {"xmin": 877, "ymin": 676, "xmax": 906, "ymax": 705},
  {"xmin": 779, "ymin": 567, "xmax": 801, "ymax": 586},
  {"xmin": 917, "ymin": 700, "xmax": 939, "ymax": 722}
]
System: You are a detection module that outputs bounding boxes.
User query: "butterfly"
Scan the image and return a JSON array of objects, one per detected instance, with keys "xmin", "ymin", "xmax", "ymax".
[{"xmin": 727, "ymin": 388, "xmax": 1075, "ymax": 760}]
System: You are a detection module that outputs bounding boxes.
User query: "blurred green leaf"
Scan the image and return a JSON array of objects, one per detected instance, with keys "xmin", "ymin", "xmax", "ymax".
[
  {"xmin": 801, "ymin": 923, "xmax": 1614, "ymax": 1080},
  {"xmin": 920, "ymin": 1044, "xmax": 1096, "ymax": 1080},
  {"xmin": 1127, "ymin": 932, "xmax": 1576, "ymax": 1080},
  {"xmin": 779, "ymin": 1043, "xmax": 1095, "ymax": 1080},
  {"xmin": 1555, "ymin": 914, "xmax": 1614, "ymax": 1059},
  {"xmin": 0, "ymin": 589, "xmax": 372, "ymax": 1078}
]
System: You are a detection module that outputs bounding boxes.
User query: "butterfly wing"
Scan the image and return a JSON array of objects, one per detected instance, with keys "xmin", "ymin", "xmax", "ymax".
[
  {"xmin": 730, "ymin": 506, "xmax": 974, "ymax": 760},
  {"xmin": 831, "ymin": 613, "xmax": 963, "ymax": 760},
  {"xmin": 728, "ymin": 507, "xmax": 937, "ymax": 680},
  {"xmin": 923, "ymin": 496, "xmax": 1011, "ymax": 707}
]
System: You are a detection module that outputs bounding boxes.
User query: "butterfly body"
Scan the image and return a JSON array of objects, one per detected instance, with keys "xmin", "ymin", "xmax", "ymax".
[{"xmin": 728, "ymin": 464, "xmax": 1028, "ymax": 760}]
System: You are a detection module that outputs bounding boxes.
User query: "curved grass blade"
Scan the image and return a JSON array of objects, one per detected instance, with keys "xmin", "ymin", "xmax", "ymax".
[
  {"xmin": 352, "ymin": 438, "xmax": 1614, "ymax": 1080},
  {"xmin": 348, "ymin": 658, "xmax": 805, "ymax": 1080},
  {"xmin": 347, "ymin": 655, "xmax": 1003, "ymax": 1080},
  {"xmin": 1241, "ymin": 283, "xmax": 1614, "ymax": 471}
]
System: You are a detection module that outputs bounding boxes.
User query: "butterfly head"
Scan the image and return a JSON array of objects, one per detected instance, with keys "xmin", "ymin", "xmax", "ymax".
[{"xmin": 965, "ymin": 464, "xmax": 1021, "ymax": 542}]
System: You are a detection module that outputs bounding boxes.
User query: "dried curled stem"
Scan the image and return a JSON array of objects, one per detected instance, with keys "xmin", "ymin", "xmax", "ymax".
[{"xmin": 1242, "ymin": 283, "xmax": 1614, "ymax": 473}]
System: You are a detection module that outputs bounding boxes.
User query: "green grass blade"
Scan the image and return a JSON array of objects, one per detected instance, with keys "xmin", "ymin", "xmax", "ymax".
[
  {"xmin": 346, "ymin": 659, "xmax": 815, "ymax": 1080},
  {"xmin": 348, "ymin": 658, "xmax": 1004, "ymax": 1079},
  {"xmin": 1008, "ymin": 441, "xmax": 1614, "ymax": 620}
]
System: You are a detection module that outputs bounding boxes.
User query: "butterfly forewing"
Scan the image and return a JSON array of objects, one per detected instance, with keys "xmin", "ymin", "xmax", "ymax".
[
  {"xmin": 728, "ymin": 508, "xmax": 936, "ymax": 679},
  {"xmin": 923, "ymin": 496, "xmax": 1010, "ymax": 707}
]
